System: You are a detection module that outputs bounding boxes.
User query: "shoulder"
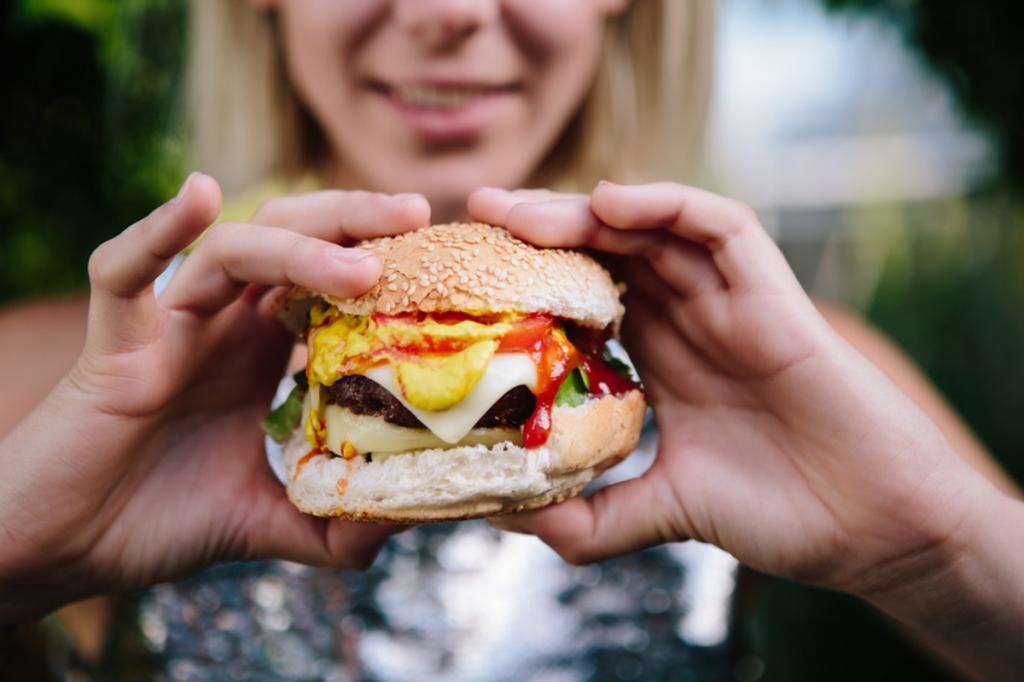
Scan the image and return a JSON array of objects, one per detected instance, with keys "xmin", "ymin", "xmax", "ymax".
[{"xmin": 0, "ymin": 295, "xmax": 88, "ymax": 434}]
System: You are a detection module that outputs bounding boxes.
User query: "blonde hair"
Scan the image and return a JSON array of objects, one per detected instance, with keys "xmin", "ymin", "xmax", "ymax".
[{"xmin": 187, "ymin": 1, "xmax": 716, "ymax": 197}]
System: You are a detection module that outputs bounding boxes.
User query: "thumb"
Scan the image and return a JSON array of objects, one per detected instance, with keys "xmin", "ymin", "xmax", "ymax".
[
  {"xmin": 491, "ymin": 471, "xmax": 692, "ymax": 564},
  {"xmin": 243, "ymin": 495, "xmax": 403, "ymax": 570}
]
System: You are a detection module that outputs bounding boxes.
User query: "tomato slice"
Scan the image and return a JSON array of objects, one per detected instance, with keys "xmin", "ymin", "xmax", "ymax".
[{"xmin": 497, "ymin": 314, "xmax": 553, "ymax": 353}]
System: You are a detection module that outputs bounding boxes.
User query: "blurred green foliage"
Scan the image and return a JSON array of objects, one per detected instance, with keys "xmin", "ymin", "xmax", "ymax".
[
  {"xmin": 868, "ymin": 193, "xmax": 1024, "ymax": 483},
  {"xmin": 751, "ymin": 579, "xmax": 954, "ymax": 682},
  {"xmin": 0, "ymin": 0, "xmax": 186, "ymax": 301},
  {"xmin": 18, "ymin": 0, "xmax": 116, "ymax": 37}
]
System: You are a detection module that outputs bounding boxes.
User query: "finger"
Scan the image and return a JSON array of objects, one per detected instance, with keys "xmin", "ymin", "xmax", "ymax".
[
  {"xmin": 619, "ymin": 286, "xmax": 732, "ymax": 406},
  {"xmin": 468, "ymin": 187, "xmax": 585, "ymax": 223},
  {"xmin": 467, "ymin": 187, "xmax": 585, "ymax": 231},
  {"xmin": 88, "ymin": 172, "xmax": 221, "ymax": 299},
  {"xmin": 160, "ymin": 222, "xmax": 382, "ymax": 315},
  {"xmin": 247, "ymin": 493, "xmax": 401, "ymax": 569},
  {"xmin": 251, "ymin": 190, "xmax": 430, "ymax": 241},
  {"xmin": 469, "ymin": 188, "xmax": 593, "ymax": 245},
  {"xmin": 623, "ymin": 260, "xmax": 726, "ymax": 355},
  {"xmin": 492, "ymin": 472, "xmax": 691, "ymax": 564},
  {"xmin": 590, "ymin": 182, "xmax": 800, "ymax": 294},
  {"xmin": 506, "ymin": 197, "xmax": 600, "ymax": 247},
  {"xmin": 637, "ymin": 237, "xmax": 725, "ymax": 300},
  {"xmin": 470, "ymin": 188, "xmax": 667, "ymax": 257},
  {"xmin": 475, "ymin": 188, "xmax": 725, "ymax": 300}
]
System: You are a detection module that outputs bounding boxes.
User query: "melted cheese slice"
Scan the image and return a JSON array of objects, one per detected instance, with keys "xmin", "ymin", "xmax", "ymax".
[
  {"xmin": 323, "ymin": 405, "xmax": 522, "ymax": 455},
  {"xmin": 362, "ymin": 353, "xmax": 537, "ymax": 444}
]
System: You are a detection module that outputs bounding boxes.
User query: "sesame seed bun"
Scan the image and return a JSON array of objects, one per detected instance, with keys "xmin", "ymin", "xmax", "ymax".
[
  {"xmin": 283, "ymin": 390, "xmax": 646, "ymax": 522},
  {"xmin": 278, "ymin": 222, "xmax": 624, "ymax": 329},
  {"xmin": 272, "ymin": 222, "xmax": 643, "ymax": 522}
]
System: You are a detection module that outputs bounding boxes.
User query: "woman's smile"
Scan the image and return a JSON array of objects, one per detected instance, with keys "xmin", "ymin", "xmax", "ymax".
[
  {"xmin": 273, "ymin": 0, "xmax": 616, "ymax": 215},
  {"xmin": 365, "ymin": 78, "xmax": 525, "ymax": 143}
]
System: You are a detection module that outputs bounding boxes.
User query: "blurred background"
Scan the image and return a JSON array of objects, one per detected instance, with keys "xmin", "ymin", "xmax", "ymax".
[{"xmin": 2, "ymin": 0, "xmax": 1022, "ymax": 680}]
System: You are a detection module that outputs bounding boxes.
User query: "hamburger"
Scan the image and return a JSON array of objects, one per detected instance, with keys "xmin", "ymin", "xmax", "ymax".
[{"xmin": 263, "ymin": 222, "xmax": 645, "ymax": 522}]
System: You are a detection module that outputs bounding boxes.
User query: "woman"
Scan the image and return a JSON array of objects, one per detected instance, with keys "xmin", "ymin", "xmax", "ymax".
[{"xmin": 1, "ymin": 1, "xmax": 1021, "ymax": 679}]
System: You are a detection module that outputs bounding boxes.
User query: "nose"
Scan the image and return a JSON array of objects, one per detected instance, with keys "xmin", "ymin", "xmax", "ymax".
[{"xmin": 393, "ymin": 0, "xmax": 496, "ymax": 50}]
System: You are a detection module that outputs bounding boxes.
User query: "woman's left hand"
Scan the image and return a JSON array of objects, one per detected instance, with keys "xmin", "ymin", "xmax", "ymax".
[{"xmin": 468, "ymin": 182, "xmax": 1006, "ymax": 601}]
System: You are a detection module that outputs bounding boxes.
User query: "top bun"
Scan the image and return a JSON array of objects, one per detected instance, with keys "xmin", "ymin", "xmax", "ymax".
[{"xmin": 285, "ymin": 222, "xmax": 623, "ymax": 329}]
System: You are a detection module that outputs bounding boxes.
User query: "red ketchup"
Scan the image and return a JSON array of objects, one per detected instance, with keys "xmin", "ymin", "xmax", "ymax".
[
  {"xmin": 577, "ymin": 327, "xmax": 639, "ymax": 397},
  {"xmin": 467, "ymin": 314, "xmax": 575, "ymax": 449},
  {"xmin": 521, "ymin": 324, "xmax": 639, "ymax": 448},
  {"xmin": 294, "ymin": 448, "xmax": 321, "ymax": 478},
  {"xmin": 580, "ymin": 354, "xmax": 637, "ymax": 397},
  {"xmin": 520, "ymin": 325, "xmax": 579, "ymax": 449}
]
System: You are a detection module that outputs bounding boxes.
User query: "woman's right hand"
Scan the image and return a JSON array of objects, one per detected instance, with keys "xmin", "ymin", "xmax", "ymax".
[{"xmin": 0, "ymin": 174, "xmax": 430, "ymax": 622}]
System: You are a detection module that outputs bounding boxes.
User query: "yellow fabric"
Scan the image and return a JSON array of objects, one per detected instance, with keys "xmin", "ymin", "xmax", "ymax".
[{"xmin": 217, "ymin": 176, "xmax": 321, "ymax": 223}]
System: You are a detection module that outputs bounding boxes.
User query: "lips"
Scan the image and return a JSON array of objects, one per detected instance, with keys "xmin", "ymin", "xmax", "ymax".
[
  {"xmin": 391, "ymin": 83, "xmax": 516, "ymax": 109},
  {"xmin": 367, "ymin": 79, "xmax": 522, "ymax": 142}
]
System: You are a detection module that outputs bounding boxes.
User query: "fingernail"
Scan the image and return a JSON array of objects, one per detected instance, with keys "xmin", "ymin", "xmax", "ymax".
[
  {"xmin": 331, "ymin": 246, "xmax": 376, "ymax": 264},
  {"xmin": 598, "ymin": 179, "xmax": 617, "ymax": 188},
  {"xmin": 171, "ymin": 172, "xmax": 198, "ymax": 205}
]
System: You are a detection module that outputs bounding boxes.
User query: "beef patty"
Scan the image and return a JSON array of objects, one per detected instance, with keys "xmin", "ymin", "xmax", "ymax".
[{"xmin": 324, "ymin": 375, "xmax": 536, "ymax": 429}]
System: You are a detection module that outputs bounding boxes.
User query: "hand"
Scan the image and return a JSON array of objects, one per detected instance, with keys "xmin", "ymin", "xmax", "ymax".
[
  {"xmin": 470, "ymin": 182, "xmax": 1000, "ymax": 597},
  {"xmin": 0, "ymin": 175, "xmax": 430, "ymax": 620}
]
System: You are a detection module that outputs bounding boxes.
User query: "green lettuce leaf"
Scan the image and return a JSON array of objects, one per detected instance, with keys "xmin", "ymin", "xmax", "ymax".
[
  {"xmin": 601, "ymin": 346, "xmax": 638, "ymax": 382},
  {"xmin": 261, "ymin": 383, "xmax": 306, "ymax": 444},
  {"xmin": 554, "ymin": 367, "xmax": 589, "ymax": 407}
]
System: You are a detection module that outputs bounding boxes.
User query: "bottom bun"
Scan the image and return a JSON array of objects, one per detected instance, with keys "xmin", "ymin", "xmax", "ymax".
[{"xmin": 283, "ymin": 389, "xmax": 646, "ymax": 522}]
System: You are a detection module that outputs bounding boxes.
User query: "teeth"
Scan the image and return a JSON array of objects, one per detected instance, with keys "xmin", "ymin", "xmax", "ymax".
[{"xmin": 394, "ymin": 84, "xmax": 491, "ymax": 109}]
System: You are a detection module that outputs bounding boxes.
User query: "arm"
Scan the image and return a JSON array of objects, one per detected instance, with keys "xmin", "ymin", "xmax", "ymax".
[
  {"xmin": 865, "ymin": 492, "xmax": 1024, "ymax": 682},
  {"xmin": 817, "ymin": 301, "xmax": 1020, "ymax": 498},
  {"xmin": 0, "ymin": 297, "xmax": 111, "ymax": 658},
  {"xmin": 816, "ymin": 302, "xmax": 1024, "ymax": 680}
]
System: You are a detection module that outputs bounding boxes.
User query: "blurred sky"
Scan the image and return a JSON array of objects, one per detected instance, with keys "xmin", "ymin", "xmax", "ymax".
[{"xmin": 706, "ymin": 0, "xmax": 993, "ymax": 212}]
